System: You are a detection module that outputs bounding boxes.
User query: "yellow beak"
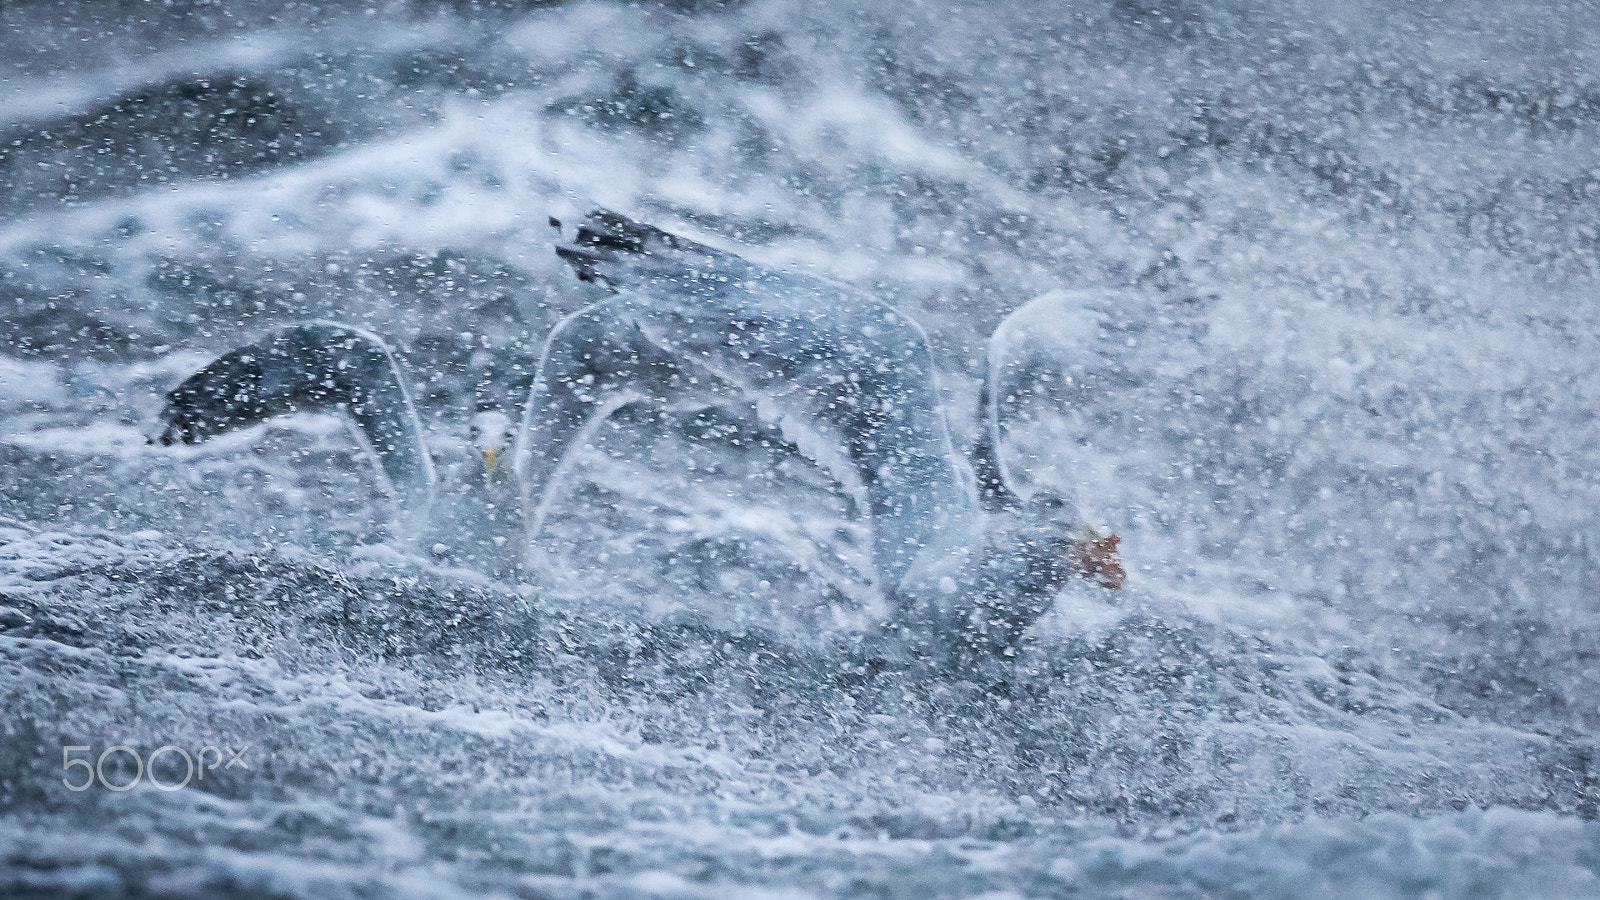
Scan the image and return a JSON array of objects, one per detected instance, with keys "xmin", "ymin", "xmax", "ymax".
[{"xmin": 483, "ymin": 448, "xmax": 498, "ymax": 469}]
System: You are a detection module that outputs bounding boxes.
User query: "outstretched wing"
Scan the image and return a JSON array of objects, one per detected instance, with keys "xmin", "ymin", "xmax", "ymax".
[
  {"xmin": 984, "ymin": 289, "xmax": 1112, "ymax": 510},
  {"xmin": 545, "ymin": 210, "xmax": 979, "ymax": 605},
  {"xmin": 157, "ymin": 321, "xmax": 435, "ymax": 532},
  {"xmin": 982, "ymin": 289, "xmax": 1132, "ymax": 593}
]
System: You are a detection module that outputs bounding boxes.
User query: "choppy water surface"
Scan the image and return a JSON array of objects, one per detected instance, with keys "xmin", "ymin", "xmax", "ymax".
[{"xmin": 2, "ymin": 1, "xmax": 1598, "ymax": 896}]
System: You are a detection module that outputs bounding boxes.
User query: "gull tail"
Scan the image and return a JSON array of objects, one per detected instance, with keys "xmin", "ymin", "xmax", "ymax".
[{"xmin": 157, "ymin": 321, "xmax": 435, "ymax": 536}]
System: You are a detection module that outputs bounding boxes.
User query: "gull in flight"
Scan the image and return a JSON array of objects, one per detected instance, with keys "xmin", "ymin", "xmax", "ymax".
[{"xmin": 157, "ymin": 211, "xmax": 1122, "ymax": 652}]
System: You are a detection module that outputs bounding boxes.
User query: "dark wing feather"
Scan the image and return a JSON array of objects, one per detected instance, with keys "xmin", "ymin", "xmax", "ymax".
[{"xmin": 157, "ymin": 321, "xmax": 435, "ymax": 527}]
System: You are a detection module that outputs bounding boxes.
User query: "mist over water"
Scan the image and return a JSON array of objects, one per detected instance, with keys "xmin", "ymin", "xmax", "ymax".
[{"xmin": 2, "ymin": 1, "xmax": 1598, "ymax": 896}]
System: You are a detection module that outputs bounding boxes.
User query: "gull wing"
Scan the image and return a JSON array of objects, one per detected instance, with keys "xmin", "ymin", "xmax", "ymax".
[
  {"xmin": 542, "ymin": 210, "xmax": 978, "ymax": 602},
  {"xmin": 157, "ymin": 321, "xmax": 435, "ymax": 533}
]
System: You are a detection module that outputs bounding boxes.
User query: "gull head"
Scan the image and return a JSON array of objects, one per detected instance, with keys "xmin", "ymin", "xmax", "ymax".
[{"xmin": 468, "ymin": 410, "xmax": 515, "ymax": 472}]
